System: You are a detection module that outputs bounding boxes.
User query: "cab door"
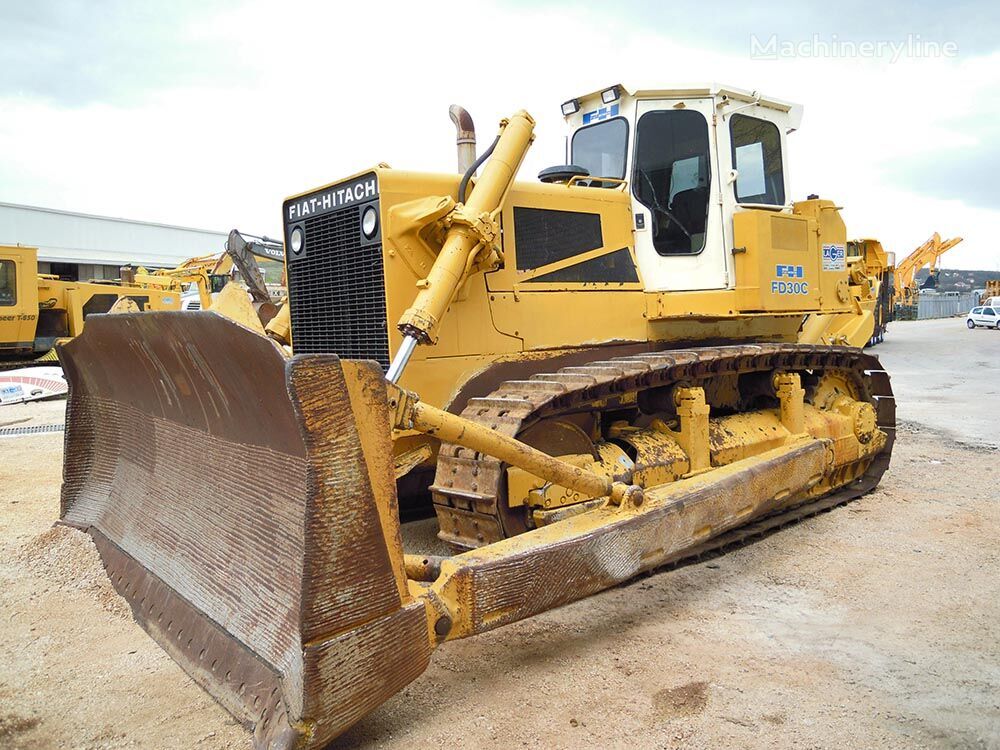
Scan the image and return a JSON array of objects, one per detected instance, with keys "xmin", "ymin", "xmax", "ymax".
[
  {"xmin": 628, "ymin": 98, "xmax": 729, "ymax": 292},
  {"xmin": 0, "ymin": 247, "xmax": 40, "ymax": 350}
]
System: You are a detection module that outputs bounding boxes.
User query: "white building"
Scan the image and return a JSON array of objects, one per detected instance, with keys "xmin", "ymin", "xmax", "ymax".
[{"xmin": 0, "ymin": 201, "xmax": 229, "ymax": 280}]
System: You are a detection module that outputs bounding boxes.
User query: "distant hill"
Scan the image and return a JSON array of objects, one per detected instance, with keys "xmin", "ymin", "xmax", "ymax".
[{"xmin": 916, "ymin": 268, "xmax": 1000, "ymax": 293}]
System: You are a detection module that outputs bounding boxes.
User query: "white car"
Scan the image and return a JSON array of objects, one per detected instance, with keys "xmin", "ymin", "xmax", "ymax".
[{"xmin": 967, "ymin": 306, "xmax": 1000, "ymax": 329}]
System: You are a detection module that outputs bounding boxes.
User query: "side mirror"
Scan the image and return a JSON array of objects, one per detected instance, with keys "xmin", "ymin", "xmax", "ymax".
[{"xmin": 538, "ymin": 165, "xmax": 590, "ymax": 184}]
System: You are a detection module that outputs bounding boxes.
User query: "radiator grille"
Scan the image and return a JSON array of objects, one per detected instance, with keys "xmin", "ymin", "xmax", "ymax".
[{"xmin": 287, "ymin": 206, "xmax": 390, "ymax": 369}]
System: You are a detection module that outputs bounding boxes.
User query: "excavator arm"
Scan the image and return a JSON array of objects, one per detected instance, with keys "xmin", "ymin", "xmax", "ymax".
[
  {"xmin": 225, "ymin": 229, "xmax": 284, "ymax": 305},
  {"xmin": 893, "ymin": 233, "xmax": 963, "ymax": 305}
]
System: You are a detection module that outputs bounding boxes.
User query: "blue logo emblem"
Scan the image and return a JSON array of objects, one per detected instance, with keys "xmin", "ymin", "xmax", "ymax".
[
  {"xmin": 582, "ymin": 103, "xmax": 620, "ymax": 124},
  {"xmin": 775, "ymin": 264, "xmax": 804, "ymax": 278}
]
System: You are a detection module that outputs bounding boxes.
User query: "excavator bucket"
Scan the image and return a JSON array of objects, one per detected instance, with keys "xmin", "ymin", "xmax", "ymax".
[{"xmin": 58, "ymin": 312, "xmax": 431, "ymax": 749}]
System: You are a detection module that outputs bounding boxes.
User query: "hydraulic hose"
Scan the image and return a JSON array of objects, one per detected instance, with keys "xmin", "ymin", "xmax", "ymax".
[{"xmin": 458, "ymin": 135, "xmax": 499, "ymax": 205}]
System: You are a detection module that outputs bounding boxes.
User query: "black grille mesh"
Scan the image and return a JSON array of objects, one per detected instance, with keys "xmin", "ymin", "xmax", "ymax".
[
  {"xmin": 287, "ymin": 206, "xmax": 390, "ymax": 369},
  {"xmin": 526, "ymin": 247, "xmax": 638, "ymax": 283},
  {"xmin": 514, "ymin": 207, "xmax": 603, "ymax": 270}
]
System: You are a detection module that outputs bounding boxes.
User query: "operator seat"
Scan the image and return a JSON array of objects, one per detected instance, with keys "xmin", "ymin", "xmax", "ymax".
[{"xmin": 669, "ymin": 186, "xmax": 709, "ymax": 235}]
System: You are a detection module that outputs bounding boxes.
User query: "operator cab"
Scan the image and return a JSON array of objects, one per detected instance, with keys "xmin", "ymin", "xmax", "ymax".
[{"xmin": 559, "ymin": 84, "xmax": 801, "ymax": 292}]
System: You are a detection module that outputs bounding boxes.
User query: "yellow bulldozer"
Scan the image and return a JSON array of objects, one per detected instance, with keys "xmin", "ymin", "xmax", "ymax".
[
  {"xmin": 58, "ymin": 84, "xmax": 894, "ymax": 748},
  {"xmin": 982, "ymin": 279, "xmax": 1000, "ymax": 306},
  {"xmin": 0, "ymin": 245, "xmax": 180, "ymax": 364}
]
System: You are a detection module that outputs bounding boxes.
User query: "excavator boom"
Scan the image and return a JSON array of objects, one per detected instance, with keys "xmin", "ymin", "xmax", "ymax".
[
  {"xmin": 893, "ymin": 232, "xmax": 963, "ymax": 305},
  {"xmin": 225, "ymin": 229, "xmax": 284, "ymax": 305}
]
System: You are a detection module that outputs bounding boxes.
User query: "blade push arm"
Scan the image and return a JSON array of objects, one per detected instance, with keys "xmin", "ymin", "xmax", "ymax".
[{"xmin": 388, "ymin": 384, "xmax": 641, "ymax": 507}]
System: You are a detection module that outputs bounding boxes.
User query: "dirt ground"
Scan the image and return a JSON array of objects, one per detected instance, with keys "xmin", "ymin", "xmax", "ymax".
[{"xmin": 2, "ymin": 319, "xmax": 999, "ymax": 749}]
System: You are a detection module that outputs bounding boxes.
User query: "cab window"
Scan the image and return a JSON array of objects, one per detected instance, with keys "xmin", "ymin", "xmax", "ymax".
[
  {"xmin": 985, "ymin": 308, "xmax": 996, "ymax": 317},
  {"xmin": 0, "ymin": 260, "xmax": 16, "ymax": 306},
  {"xmin": 730, "ymin": 114, "xmax": 785, "ymax": 205},
  {"xmin": 209, "ymin": 274, "xmax": 229, "ymax": 294},
  {"xmin": 632, "ymin": 109, "xmax": 711, "ymax": 255},
  {"xmin": 972, "ymin": 307, "xmax": 983, "ymax": 314},
  {"xmin": 571, "ymin": 118, "xmax": 628, "ymax": 180}
]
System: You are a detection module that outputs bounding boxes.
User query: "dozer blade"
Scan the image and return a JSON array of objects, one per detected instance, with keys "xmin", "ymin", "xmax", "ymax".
[{"xmin": 58, "ymin": 312, "xmax": 431, "ymax": 749}]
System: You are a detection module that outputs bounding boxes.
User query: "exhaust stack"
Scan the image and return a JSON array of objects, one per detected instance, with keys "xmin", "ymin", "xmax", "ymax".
[{"xmin": 449, "ymin": 104, "xmax": 477, "ymax": 174}]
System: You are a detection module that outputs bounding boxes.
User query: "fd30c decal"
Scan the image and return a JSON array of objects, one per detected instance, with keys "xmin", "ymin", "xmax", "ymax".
[{"xmin": 772, "ymin": 264, "xmax": 808, "ymax": 295}]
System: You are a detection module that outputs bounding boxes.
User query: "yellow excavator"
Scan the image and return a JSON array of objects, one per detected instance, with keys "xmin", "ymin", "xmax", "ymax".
[
  {"xmin": 129, "ymin": 252, "xmax": 229, "ymax": 308},
  {"xmin": 131, "ymin": 229, "xmax": 286, "ymax": 325},
  {"xmin": 892, "ymin": 232, "xmax": 963, "ymax": 320},
  {"xmin": 58, "ymin": 84, "xmax": 894, "ymax": 749},
  {"xmin": 0, "ymin": 246, "xmax": 180, "ymax": 365}
]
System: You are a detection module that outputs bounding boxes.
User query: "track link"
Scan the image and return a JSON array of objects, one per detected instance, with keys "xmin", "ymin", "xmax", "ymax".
[{"xmin": 431, "ymin": 343, "xmax": 895, "ymax": 549}]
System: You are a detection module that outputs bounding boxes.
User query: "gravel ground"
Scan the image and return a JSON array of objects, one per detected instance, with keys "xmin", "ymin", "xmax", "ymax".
[
  {"xmin": 1, "ymin": 318, "xmax": 998, "ymax": 749},
  {"xmin": 0, "ymin": 399, "xmax": 65, "ymax": 430}
]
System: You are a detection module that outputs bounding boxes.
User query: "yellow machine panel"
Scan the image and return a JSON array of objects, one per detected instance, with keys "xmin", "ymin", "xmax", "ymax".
[
  {"xmin": 296, "ymin": 169, "xmax": 861, "ymax": 412},
  {"xmin": 0, "ymin": 245, "xmax": 181, "ymax": 361},
  {"xmin": 734, "ymin": 199, "xmax": 849, "ymax": 313},
  {"xmin": 0, "ymin": 246, "xmax": 40, "ymax": 351}
]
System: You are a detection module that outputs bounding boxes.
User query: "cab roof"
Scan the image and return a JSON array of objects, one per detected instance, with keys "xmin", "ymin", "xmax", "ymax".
[{"xmin": 566, "ymin": 82, "xmax": 803, "ymax": 130}]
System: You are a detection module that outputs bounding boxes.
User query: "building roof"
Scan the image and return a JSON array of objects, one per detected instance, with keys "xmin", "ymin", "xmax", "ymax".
[{"xmin": 0, "ymin": 201, "xmax": 229, "ymax": 267}]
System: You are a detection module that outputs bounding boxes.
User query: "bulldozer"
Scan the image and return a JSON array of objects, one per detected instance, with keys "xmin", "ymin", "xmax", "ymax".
[
  {"xmin": 981, "ymin": 279, "xmax": 1000, "ymax": 306},
  {"xmin": 854, "ymin": 238, "xmax": 895, "ymax": 345},
  {"xmin": 58, "ymin": 84, "xmax": 894, "ymax": 749}
]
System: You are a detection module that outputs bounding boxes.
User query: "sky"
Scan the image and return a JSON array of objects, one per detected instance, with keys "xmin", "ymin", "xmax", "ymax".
[{"xmin": 1, "ymin": 0, "xmax": 998, "ymax": 270}]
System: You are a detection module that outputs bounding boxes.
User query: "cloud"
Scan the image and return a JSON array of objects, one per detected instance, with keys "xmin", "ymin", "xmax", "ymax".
[
  {"xmin": 880, "ymin": 97, "xmax": 1000, "ymax": 211},
  {"xmin": 510, "ymin": 0, "xmax": 1000, "ymax": 57},
  {"xmin": 888, "ymin": 140, "xmax": 1000, "ymax": 212},
  {"xmin": 0, "ymin": 0, "xmax": 240, "ymax": 105}
]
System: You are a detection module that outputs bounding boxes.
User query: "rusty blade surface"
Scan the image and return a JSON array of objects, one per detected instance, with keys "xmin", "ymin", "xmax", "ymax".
[{"xmin": 59, "ymin": 312, "xmax": 431, "ymax": 749}]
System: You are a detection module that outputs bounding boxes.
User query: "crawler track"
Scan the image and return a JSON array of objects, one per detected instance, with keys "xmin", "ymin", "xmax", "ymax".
[{"xmin": 431, "ymin": 344, "xmax": 894, "ymax": 549}]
